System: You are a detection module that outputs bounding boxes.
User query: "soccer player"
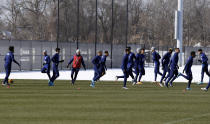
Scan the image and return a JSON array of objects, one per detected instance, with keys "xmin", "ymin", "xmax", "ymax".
[
  {"xmin": 197, "ymin": 49, "xmax": 210, "ymax": 85},
  {"xmin": 49, "ymin": 48, "xmax": 64, "ymax": 86},
  {"xmin": 151, "ymin": 47, "xmax": 162, "ymax": 83},
  {"xmin": 41, "ymin": 50, "xmax": 51, "ymax": 80},
  {"xmin": 159, "ymin": 48, "xmax": 173, "ymax": 87},
  {"xmin": 90, "ymin": 51, "xmax": 102, "ymax": 87},
  {"xmin": 127, "ymin": 47, "xmax": 136, "ymax": 83},
  {"xmin": 2, "ymin": 46, "xmax": 21, "ymax": 88},
  {"xmin": 99, "ymin": 51, "xmax": 109, "ymax": 78},
  {"xmin": 115, "ymin": 48, "xmax": 130, "ymax": 89},
  {"xmin": 67, "ymin": 49, "xmax": 86, "ymax": 85},
  {"xmin": 165, "ymin": 48, "xmax": 180, "ymax": 87},
  {"xmin": 134, "ymin": 48, "xmax": 145, "ymax": 85},
  {"xmin": 179, "ymin": 51, "xmax": 196, "ymax": 90}
]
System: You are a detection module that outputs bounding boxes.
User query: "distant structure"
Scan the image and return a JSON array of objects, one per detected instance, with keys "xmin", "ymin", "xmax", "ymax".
[{"xmin": 175, "ymin": 0, "xmax": 183, "ymax": 66}]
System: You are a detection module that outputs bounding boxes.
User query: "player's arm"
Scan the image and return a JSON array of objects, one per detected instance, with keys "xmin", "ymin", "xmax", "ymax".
[
  {"xmin": 81, "ymin": 57, "xmax": 86, "ymax": 70},
  {"xmin": 11, "ymin": 54, "xmax": 20, "ymax": 66},
  {"xmin": 92, "ymin": 56, "xmax": 97, "ymax": 64},
  {"xmin": 201, "ymin": 55, "xmax": 208, "ymax": 63},
  {"xmin": 67, "ymin": 56, "xmax": 74, "ymax": 68}
]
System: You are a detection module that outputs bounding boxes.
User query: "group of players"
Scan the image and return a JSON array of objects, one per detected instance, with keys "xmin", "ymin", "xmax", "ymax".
[{"xmin": 1, "ymin": 46, "xmax": 210, "ymax": 91}]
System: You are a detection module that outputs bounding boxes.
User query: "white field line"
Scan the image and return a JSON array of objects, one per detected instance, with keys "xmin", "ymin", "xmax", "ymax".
[{"xmin": 164, "ymin": 113, "xmax": 210, "ymax": 124}]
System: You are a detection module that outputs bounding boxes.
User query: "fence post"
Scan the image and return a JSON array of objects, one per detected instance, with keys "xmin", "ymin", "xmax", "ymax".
[
  {"xmin": 77, "ymin": 0, "xmax": 80, "ymax": 49},
  {"xmin": 110, "ymin": 0, "xmax": 114, "ymax": 69},
  {"xmin": 95, "ymin": 0, "xmax": 98, "ymax": 56}
]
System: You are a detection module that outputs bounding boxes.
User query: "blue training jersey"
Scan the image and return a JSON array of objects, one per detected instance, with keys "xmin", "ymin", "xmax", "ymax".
[
  {"xmin": 4, "ymin": 52, "xmax": 19, "ymax": 67},
  {"xmin": 51, "ymin": 53, "xmax": 60, "ymax": 67},
  {"xmin": 100, "ymin": 55, "xmax": 107, "ymax": 70},
  {"xmin": 92, "ymin": 55, "xmax": 102, "ymax": 69},
  {"xmin": 135, "ymin": 53, "xmax": 145, "ymax": 69},
  {"xmin": 200, "ymin": 53, "xmax": 208, "ymax": 65},
  {"xmin": 169, "ymin": 52, "xmax": 179, "ymax": 70},
  {"xmin": 127, "ymin": 52, "xmax": 136, "ymax": 69},
  {"xmin": 121, "ymin": 54, "xmax": 129, "ymax": 70},
  {"xmin": 152, "ymin": 51, "xmax": 161, "ymax": 64},
  {"xmin": 184, "ymin": 56, "xmax": 194, "ymax": 73},
  {"xmin": 43, "ymin": 55, "xmax": 51, "ymax": 67},
  {"xmin": 162, "ymin": 52, "xmax": 172, "ymax": 66}
]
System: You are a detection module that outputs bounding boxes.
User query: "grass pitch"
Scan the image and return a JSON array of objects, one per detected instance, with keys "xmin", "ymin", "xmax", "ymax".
[{"xmin": 0, "ymin": 80, "xmax": 210, "ymax": 124}]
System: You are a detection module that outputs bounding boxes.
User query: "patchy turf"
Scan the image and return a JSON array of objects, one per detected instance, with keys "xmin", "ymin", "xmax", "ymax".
[{"xmin": 0, "ymin": 80, "xmax": 210, "ymax": 124}]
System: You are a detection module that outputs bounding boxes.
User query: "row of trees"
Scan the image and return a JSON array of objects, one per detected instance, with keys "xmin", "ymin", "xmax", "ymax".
[{"xmin": 0, "ymin": 0, "xmax": 210, "ymax": 47}]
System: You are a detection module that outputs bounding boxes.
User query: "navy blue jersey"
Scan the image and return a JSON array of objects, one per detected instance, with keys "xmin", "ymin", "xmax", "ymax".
[
  {"xmin": 162, "ymin": 52, "xmax": 172, "ymax": 66},
  {"xmin": 169, "ymin": 52, "xmax": 179, "ymax": 70},
  {"xmin": 184, "ymin": 56, "xmax": 194, "ymax": 73},
  {"xmin": 92, "ymin": 55, "xmax": 102, "ymax": 69},
  {"xmin": 200, "ymin": 53, "xmax": 208, "ymax": 65},
  {"xmin": 135, "ymin": 53, "xmax": 145, "ymax": 69},
  {"xmin": 43, "ymin": 55, "xmax": 51, "ymax": 67},
  {"xmin": 121, "ymin": 54, "xmax": 129, "ymax": 70},
  {"xmin": 152, "ymin": 51, "xmax": 161, "ymax": 63},
  {"xmin": 127, "ymin": 52, "xmax": 136, "ymax": 68},
  {"xmin": 51, "ymin": 53, "xmax": 60, "ymax": 67},
  {"xmin": 100, "ymin": 55, "xmax": 107, "ymax": 69},
  {"xmin": 4, "ymin": 52, "xmax": 19, "ymax": 67}
]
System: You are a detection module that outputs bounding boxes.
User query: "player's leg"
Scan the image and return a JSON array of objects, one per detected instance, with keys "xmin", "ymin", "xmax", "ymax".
[
  {"xmin": 154, "ymin": 65, "xmax": 157, "ymax": 82},
  {"xmin": 41, "ymin": 67, "xmax": 47, "ymax": 73},
  {"xmin": 204, "ymin": 66, "xmax": 210, "ymax": 77},
  {"xmin": 160, "ymin": 66, "xmax": 167, "ymax": 83},
  {"xmin": 128, "ymin": 67, "xmax": 134, "ymax": 81},
  {"xmin": 201, "ymin": 66, "xmax": 205, "ymax": 83},
  {"xmin": 134, "ymin": 68, "xmax": 139, "ymax": 85},
  {"xmin": 123, "ymin": 71, "xmax": 129, "ymax": 89},
  {"xmin": 157, "ymin": 64, "xmax": 163, "ymax": 76},
  {"xmin": 71, "ymin": 68, "xmax": 76, "ymax": 84},
  {"xmin": 187, "ymin": 73, "xmax": 193, "ymax": 90},
  {"xmin": 201, "ymin": 78, "xmax": 210, "ymax": 91},
  {"xmin": 169, "ymin": 70, "xmax": 178, "ymax": 86},
  {"xmin": 3, "ymin": 67, "xmax": 11, "ymax": 86},
  {"xmin": 73, "ymin": 69, "xmax": 80, "ymax": 84},
  {"xmin": 165, "ymin": 70, "xmax": 174, "ymax": 87}
]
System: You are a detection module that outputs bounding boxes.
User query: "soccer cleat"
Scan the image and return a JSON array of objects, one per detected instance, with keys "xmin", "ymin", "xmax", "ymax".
[
  {"xmin": 201, "ymin": 88, "xmax": 208, "ymax": 91},
  {"xmin": 122, "ymin": 87, "xmax": 128, "ymax": 90},
  {"xmin": 186, "ymin": 88, "xmax": 192, "ymax": 91},
  {"xmin": 48, "ymin": 81, "xmax": 54, "ymax": 86},
  {"xmin": 90, "ymin": 81, "xmax": 95, "ymax": 88},
  {"xmin": 169, "ymin": 83, "xmax": 174, "ymax": 87},
  {"xmin": 115, "ymin": 76, "xmax": 118, "ymax": 81},
  {"xmin": 164, "ymin": 82, "xmax": 168, "ymax": 88},
  {"xmin": 2, "ymin": 82, "xmax": 6, "ymax": 86},
  {"xmin": 158, "ymin": 83, "xmax": 163, "ymax": 87},
  {"xmin": 136, "ymin": 82, "xmax": 143, "ymax": 85},
  {"xmin": 197, "ymin": 82, "xmax": 204, "ymax": 85}
]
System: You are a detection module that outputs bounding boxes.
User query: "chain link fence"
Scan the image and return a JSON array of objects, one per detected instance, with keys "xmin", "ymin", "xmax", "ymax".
[{"xmin": 0, "ymin": 40, "xmax": 210, "ymax": 71}]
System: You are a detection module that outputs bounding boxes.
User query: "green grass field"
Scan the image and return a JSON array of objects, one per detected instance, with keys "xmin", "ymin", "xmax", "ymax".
[{"xmin": 0, "ymin": 80, "xmax": 210, "ymax": 124}]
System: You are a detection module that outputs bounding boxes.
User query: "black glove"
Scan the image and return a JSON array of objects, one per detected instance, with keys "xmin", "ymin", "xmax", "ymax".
[
  {"xmin": 182, "ymin": 70, "xmax": 185, "ymax": 73},
  {"xmin": 177, "ymin": 66, "xmax": 179, "ymax": 69},
  {"xmin": 67, "ymin": 65, "xmax": 69, "ymax": 68},
  {"xmin": 198, "ymin": 60, "xmax": 202, "ymax": 63},
  {"xmin": 60, "ymin": 60, "xmax": 64, "ymax": 63}
]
